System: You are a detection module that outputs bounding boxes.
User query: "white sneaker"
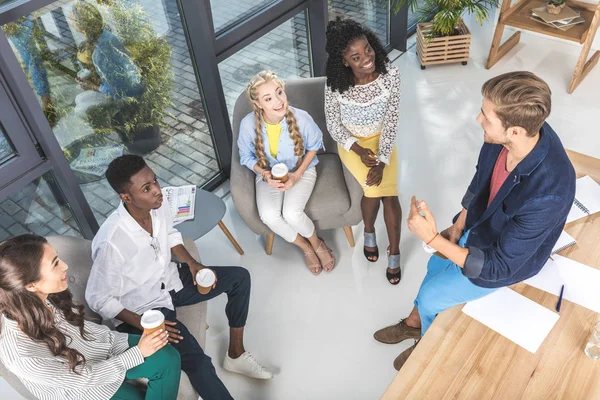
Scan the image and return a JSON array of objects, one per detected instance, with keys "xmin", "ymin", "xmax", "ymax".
[{"xmin": 223, "ymin": 351, "xmax": 273, "ymax": 379}]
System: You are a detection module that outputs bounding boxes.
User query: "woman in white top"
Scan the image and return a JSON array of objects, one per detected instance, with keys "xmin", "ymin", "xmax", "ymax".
[
  {"xmin": 0, "ymin": 234, "xmax": 180, "ymax": 400},
  {"xmin": 325, "ymin": 18, "xmax": 403, "ymax": 285}
]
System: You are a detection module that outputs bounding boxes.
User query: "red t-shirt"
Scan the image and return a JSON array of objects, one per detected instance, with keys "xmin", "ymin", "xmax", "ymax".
[{"xmin": 488, "ymin": 147, "xmax": 511, "ymax": 206}]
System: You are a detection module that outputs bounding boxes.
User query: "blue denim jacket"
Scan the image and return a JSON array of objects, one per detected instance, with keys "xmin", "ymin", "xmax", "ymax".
[
  {"xmin": 93, "ymin": 30, "xmax": 144, "ymax": 100},
  {"xmin": 460, "ymin": 122, "xmax": 576, "ymax": 288},
  {"xmin": 238, "ymin": 106, "xmax": 324, "ymax": 174}
]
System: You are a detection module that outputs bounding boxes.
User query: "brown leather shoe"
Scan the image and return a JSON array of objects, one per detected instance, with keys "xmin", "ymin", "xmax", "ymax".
[
  {"xmin": 373, "ymin": 319, "xmax": 421, "ymax": 344},
  {"xmin": 393, "ymin": 340, "xmax": 419, "ymax": 371}
]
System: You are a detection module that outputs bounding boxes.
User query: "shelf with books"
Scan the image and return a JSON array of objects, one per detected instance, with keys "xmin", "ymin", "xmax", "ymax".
[
  {"xmin": 486, "ymin": 0, "xmax": 600, "ymax": 93},
  {"xmin": 500, "ymin": 0, "xmax": 595, "ymax": 43}
]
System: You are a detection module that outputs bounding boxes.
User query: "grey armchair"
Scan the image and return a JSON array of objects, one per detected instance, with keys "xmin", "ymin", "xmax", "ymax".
[
  {"xmin": 0, "ymin": 235, "xmax": 206, "ymax": 400},
  {"xmin": 231, "ymin": 77, "xmax": 363, "ymax": 254}
]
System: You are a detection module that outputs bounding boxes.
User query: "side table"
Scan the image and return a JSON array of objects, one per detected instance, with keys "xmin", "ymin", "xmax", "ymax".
[{"xmin": 175, "ymin": 189, "xmax": 244, "ymax": 255}]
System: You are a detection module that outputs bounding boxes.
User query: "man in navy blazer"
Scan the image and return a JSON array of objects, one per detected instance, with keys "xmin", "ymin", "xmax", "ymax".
[{"xmin": 374, "ymin": 71, "xmax": 576, "ymax": 371}]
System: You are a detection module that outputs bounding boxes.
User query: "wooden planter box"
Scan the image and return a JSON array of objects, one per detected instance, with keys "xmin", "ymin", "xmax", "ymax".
[{"xmin": 416, "ymin": 19, "xmax": 471, "ymax": 69}]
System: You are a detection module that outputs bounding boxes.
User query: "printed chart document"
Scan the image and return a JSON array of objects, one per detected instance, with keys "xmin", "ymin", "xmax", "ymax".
[
  {"xmin": 566, "ymin": 175, "xmax": 600, "ymax": 223},
  {"xmin": 524, "ymin": 255, "xmax": 600, "ymax": 313},
  {"xmin": 162, "ymin": 185, "xmax": 196, "ymax": 226},
  {"xmin": 462, "ymin": 287, "xmax": 559, "ymax": 353}
]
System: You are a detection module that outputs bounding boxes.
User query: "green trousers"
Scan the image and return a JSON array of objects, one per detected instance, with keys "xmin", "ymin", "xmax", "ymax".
[{"xmin": 111, "ymin": 335, "xmax": 181, "ymax": 400}]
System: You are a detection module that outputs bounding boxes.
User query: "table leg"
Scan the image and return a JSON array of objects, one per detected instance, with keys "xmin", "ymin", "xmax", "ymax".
[{"xmin": 217, "ymin": 220, "xmax": 244, "ymax": 255}]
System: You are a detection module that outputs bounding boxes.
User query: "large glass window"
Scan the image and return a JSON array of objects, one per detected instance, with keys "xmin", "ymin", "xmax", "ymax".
[
  {"xmin": 2, "ymin": 0, "xmax": 222, "ymax": 224},
  {"xmin": 218, "ymin": 11, "xmax": 311, "ymax": 117},
  {"xmin": 0, "ymin": 171, "xmax": 79, "ymax": 241},
  {"xmin": 210, "ymin": 0, "xmax": 276, "ymax": 34},
  {"xmin": 328, "ymin": 0, "xmax": 390, "ymax": 46}
]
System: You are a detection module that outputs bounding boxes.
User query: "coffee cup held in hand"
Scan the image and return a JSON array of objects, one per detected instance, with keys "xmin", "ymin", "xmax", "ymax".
[
  {"xmin": 141, "ymin": 310, "xmax": 165, "ymax": 336},
  {"xmin": 271, "ymin": 163, "xmax": 289, "ymax": 183},
  {"xmin": 196, "ymin": 269, "xmax": 216, "ymax": 295}
]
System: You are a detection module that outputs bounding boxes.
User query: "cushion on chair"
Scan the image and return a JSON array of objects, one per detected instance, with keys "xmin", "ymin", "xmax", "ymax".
[
  {"xmin": 46, "ymin": 235, "xmax": 101, "ymax": 322},
  {"xmin": 306, "ymin": 154, "xmax": 351, "ymax": 221}
]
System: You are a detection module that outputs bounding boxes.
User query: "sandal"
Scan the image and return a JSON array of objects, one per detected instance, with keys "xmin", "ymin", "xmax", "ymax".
[
  {"xmin": 364, "ymin": 231, "xmax": 379, "ymax": 262},
  {"xmin": 304, "ymin": 249, "xmax": 322, "ymax": 275},
  {"xmin": 386, "ymin": 246, "xmax": 401, "ymax": 285},
  {"xmin": 316, "ymin": 238, "xmax": 336, "ymax": 272}
]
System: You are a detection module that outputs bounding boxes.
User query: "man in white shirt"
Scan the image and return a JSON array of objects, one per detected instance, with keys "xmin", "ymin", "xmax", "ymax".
[{"xmin": 86, "ymin": 155, "xmax": 272, "ymax": 400}]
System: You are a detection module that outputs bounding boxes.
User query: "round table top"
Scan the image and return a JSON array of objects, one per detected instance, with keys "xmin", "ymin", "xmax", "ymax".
[{"xmin": 175, "ymin": 188, "xmax": 226, "ymax": 240}]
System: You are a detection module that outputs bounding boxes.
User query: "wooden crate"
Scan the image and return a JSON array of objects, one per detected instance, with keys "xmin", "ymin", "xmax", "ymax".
[{"xmin": 416, "ymin": 19, "xmax": 471, "ymax": 69}]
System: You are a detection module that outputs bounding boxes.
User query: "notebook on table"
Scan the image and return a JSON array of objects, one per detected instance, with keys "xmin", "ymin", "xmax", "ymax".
[
  {"xmin": 551, "ymin": 231, "xmax": 576, "ymax": 255},
  {"xmin": 566, "ymin": 175, "xmax": 600, "ymax": 223}
]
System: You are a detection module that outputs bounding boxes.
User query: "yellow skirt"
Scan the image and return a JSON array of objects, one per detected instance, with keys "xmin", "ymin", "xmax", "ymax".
[{"xmin": 338, "ymin": 133, "xmax": 398, "ymax": 198}]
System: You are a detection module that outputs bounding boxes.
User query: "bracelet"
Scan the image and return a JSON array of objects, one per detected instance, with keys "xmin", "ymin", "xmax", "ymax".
[{"xmin": 426, "ymin": 232, "xmax": 439, "ymax": 246}]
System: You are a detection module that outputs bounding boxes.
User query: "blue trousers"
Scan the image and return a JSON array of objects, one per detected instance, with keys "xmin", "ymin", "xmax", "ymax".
[
  {"xmin": 118, "ymin": 265, "xmax": 251, "ymax": 400},
  {"xmin": 414, "ymin": 231, "xmax": 498, "ymax": 336}
]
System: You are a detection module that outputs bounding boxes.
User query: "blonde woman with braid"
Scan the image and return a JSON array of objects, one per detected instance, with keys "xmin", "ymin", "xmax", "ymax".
[{"xmin": 238, "ymin": 71, "xmax": 335, "ymax": 274}]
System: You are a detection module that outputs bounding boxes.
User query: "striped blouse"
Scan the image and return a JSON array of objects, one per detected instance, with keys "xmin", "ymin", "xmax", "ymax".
[{"xmin": 0, "ymin": 305, "xmax": 144, "ymax": 400}]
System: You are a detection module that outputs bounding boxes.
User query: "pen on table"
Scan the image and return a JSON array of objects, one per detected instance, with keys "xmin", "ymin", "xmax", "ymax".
[{"xmin": 556, "ymin": 284, "xmax": 565, "ymax": 312}]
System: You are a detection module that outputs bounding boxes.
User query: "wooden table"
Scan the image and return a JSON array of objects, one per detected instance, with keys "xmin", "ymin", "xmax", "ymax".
[
  {"xmin": 486, "ymin": 0, "xmax": 600, "ymax": 94},
  {"xmin": 382, "ymin": 150, "xmax": 600, "ymax": 400}
]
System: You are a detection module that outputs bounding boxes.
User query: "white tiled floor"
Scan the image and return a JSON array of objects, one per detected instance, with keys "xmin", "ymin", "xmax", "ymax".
[{"xmin": 2, "ymin": 12, "xmax": 600, "ymax": 400}]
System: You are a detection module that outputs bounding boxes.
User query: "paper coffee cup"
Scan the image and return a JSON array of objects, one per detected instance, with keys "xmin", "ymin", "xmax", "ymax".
[
  {"xmin": 422, "ymin": 241, "xmax": 437, "ymax": 254},
  {"xmin": 196, "ymin": 269, "xmax": 216, "ymax": 295},
  {"xmin": 271, "ymin": 163, "xmax": 289, "ymax": 183},
  {"xmin": 140, "ymin": 310, "xmax": 165, "ymax": 336}
]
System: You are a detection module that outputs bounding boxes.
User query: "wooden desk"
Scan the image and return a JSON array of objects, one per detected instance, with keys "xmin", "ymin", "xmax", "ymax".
[{"xmin": 382, "ymin": 150, "xmax": 600, "ymax": 400}]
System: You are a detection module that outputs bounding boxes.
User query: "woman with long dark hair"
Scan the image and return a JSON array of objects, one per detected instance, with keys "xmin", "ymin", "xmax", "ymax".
[
  {"xmin": 0, "ymin": 234, "xmax": 180, "ymax": 400},
  {"xmin": 325, "ymin": 18, "xmax": 403, "ymax": 285}
]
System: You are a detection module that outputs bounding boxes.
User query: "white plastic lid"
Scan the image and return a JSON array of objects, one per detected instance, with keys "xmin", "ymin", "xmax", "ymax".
[
  {"xmin": 422, "ymin": 241, "xmax": 437, "ymax": 254},
  {"xmin": 271, "ymin": 163, "xmax": 288, "ymax": 177},
  {"xmin": 140, "ymin": 310, "xmax": 164, "ymax": 329},
  {"xmin": 196, "ymin": 269, "xmax": 216, "ymax": 287}
]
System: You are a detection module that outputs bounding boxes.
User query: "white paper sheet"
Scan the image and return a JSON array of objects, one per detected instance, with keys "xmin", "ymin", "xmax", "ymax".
[
  {"xmin": 566, "ymin": 175, "xmax": 600, "ymax": 223},
  {"xmin": 462, "ymin": 287, "xmax": 560, "ymax": 353},
  {"xmin": 551, "ymin": 231, "xmax": 576, "ymax": 255},
  {"xmin": 524, "ymin": 254, "xmax": 600, "ymax": 313},
  {"xmin": 162, "ymin": 185, "xmax": 196, "ymax": 225}
]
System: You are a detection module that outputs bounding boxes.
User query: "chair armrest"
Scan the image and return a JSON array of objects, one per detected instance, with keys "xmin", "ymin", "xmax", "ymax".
[
  {"xmin": 230, "ymin": 162, "xmax": 271, "ymax": 235},
  {"xmin": 172, "ymin": 237, "xmax": 201, "ymax": 264},
  {"xmin": 171, "ymin": 237, "xmax": 207, "ymax": 349},
  {"xmin": 341, "ymin": 162, "xmax": 364, "ymax": 226}
]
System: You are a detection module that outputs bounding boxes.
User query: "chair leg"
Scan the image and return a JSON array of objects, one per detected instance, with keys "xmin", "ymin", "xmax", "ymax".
[
  {"xmin": 265, "ymin": 233, "xmax": 274, "ymax": 255},
  {"xmin": 343, "ymin": 226, "xmax": 355, "ymax": 247},
  {"xmin": 218, "ymin": 221, "xmax": 244, "ymax": 255}
]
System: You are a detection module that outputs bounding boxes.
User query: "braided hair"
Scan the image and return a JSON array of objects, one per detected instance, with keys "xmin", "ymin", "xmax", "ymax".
[
  {"xmin": 246, "ymin": 71, "xmax": 304, "ymax": 170},
  {"xmin": 325, "ymin": 18, "xmax": 389, "ymax": 94}
]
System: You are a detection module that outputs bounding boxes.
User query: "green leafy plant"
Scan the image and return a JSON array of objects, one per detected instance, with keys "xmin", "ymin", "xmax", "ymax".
[
  {"xmin": 389, "ymin": 0, "xmax": 499, "ymax": 37},
  {"xmin": 548, "ymin": 0, "xmax": 566, "ymax": 5},
  {"xmin": 102, "ymin": 2, "xmax": 173, "ymax": 140}
]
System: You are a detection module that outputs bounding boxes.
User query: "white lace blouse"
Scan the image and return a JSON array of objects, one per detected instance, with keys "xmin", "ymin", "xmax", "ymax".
[{"xmin": 324, "ymin": 64, "xmax": 401, "ymax": 165}]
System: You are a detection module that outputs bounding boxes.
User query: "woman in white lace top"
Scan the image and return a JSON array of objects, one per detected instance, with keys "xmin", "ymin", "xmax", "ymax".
[{"xmin": 325, "ymin": 19, "xmax": 403, "ymax": 285}]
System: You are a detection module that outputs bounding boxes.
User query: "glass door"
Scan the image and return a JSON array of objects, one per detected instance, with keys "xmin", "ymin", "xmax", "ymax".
[{"xmin": 0, "ymin": 75, "xmax": 44, "ymax": 180}]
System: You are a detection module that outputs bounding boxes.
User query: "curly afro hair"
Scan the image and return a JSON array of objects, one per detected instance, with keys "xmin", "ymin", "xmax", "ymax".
[
  {"xmin": 325, "ymin": 18, "xmax": 389, "ymax": 94},
  {"xmin": 105, "ymin": 154, "xmax": 147, "ymax": 194}
]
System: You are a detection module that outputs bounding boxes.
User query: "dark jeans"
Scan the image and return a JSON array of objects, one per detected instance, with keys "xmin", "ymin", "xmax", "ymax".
[{"xmin": 117, "ymin": 264, "xmax": 251, "ymax": 400}]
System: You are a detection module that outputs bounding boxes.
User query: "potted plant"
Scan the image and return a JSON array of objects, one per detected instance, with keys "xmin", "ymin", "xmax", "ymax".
[
  {"xmin": 74, "ymin": 1, "xmax": 173, "ymax": 155},
  {"xmin": 391, "ymin": 0, "xmax": 499, "ymax": 69},
  {"xmin": 101, "ymin": 2, "xmax": 173, "ymax": 155},
  {"xmin": 546, "ymin": 0, "xmax": 566, "ymax": 14}
]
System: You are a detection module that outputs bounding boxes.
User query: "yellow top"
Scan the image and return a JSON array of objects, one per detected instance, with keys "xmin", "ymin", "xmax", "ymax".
[{"xmin": 265, "ymin": 120, "xmax": 283, "ymax": 158}]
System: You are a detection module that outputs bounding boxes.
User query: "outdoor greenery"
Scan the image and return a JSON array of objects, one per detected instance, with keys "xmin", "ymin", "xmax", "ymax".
[
  {"xmin": 97, "ymin": 1, "xmax": 173, "ymax": 139},
  {"xmin": 390, "ymin": 0, "xmax": 499, "ymax": 37}
]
